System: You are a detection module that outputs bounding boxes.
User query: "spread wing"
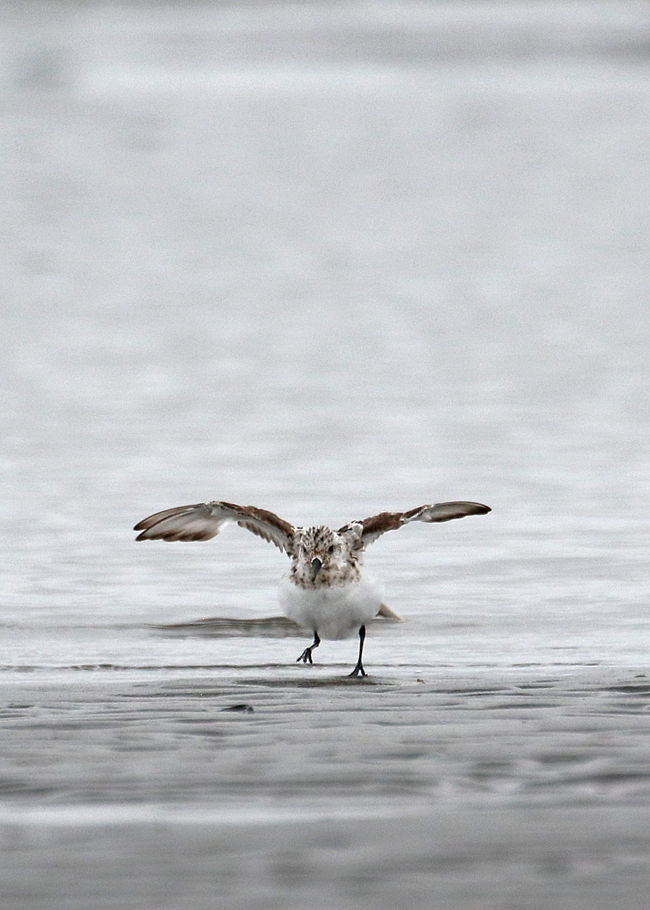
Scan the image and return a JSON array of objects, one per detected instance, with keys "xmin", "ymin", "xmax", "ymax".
[
  {"xmin": 134, "ymin": 500, "xmax": 294, "ymax": 553},
  {"xmin": 347, "ymin": 501, "xmax": 491, "ymax": 548}
]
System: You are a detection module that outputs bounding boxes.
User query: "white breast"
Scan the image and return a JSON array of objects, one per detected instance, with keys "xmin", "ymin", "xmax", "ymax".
[{"xmin": 278, "ymin": 573, "xmax": 383, "ymax": 640}]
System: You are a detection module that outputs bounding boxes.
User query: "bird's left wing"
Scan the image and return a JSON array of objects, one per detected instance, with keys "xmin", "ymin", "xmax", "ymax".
[
  {"xmin": 345, "ymin": 501, "xmax": 491, "ymax": 548},
  {"xmin": 134, "ymin": 500, "xmax": 294, "ymax": 553}
]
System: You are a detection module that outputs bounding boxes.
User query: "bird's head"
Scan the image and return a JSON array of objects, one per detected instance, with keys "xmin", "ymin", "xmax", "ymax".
[{"xmin": 292, "ymin": 525, "xmax": 355, "ymax": 586}]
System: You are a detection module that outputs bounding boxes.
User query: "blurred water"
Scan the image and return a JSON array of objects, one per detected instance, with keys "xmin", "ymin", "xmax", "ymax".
[{"xmin": 1, "ymin": 2, "xmax": 650, "ymax": 908}]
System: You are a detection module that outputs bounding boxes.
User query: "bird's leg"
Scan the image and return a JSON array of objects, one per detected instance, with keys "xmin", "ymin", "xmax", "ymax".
[
  {"xmin": 297, "ymin": 631, "xmax": 320, "ymax": 665},
  {"xmin": 348, "ymin": 625, "xmax": 367, "ymax": 677}
]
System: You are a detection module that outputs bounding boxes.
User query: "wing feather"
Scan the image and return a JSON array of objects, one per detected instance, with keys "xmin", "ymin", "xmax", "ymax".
[
  {"xmin": 352, "ymin": 501, "xmax": 491, "ymax": 547},
  {"xmin": 134, "ymin": 501, "xmax": 294, "ymax": 553}
]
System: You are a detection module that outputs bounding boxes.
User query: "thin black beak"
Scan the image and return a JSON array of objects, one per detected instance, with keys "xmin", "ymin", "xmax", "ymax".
[{"xmin": 311, "ymin": 557, "xmax": 322, "ymax": 581}]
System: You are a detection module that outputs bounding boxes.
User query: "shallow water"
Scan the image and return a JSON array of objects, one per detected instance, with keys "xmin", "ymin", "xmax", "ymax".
[{"xmin": 2, "ymin": 2, "xmax": 650, "ymax": 908}]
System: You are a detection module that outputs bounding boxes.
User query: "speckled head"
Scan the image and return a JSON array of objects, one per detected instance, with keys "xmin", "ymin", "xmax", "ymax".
[{"xmin": 291, "ymin": 525, "xmax": 361, "ymax": 588}]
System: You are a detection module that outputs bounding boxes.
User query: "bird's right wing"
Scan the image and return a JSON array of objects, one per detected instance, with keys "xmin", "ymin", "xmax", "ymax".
[{"xmin": 134, "ymin": 500, "xmax": 295, "ymax": 553}]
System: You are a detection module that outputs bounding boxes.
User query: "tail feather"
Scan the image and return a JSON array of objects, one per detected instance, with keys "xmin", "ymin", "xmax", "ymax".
[{"xmin": 376, "ymin": 603, "xmax": 402, "ymax": 621}]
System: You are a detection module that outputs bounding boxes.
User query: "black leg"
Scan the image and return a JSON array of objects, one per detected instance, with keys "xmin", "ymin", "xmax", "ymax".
[
  {"xmin": 297, "ymin": 631, "xmax": 320, "ymax": 665},
  {"xmin": 348, "ymin": 625, "xmax": 367, "ymax": 677}
]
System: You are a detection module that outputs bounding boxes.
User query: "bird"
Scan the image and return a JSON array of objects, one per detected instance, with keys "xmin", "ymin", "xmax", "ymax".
[{"xmin": 134, "ymin": 499, "xmax": 491, "ymax": 677}]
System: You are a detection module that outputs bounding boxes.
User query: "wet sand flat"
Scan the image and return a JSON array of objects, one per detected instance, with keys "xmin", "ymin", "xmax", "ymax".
[{"xmin": 2, "ymin": 656, "xmax": 650, "ymax": 910}]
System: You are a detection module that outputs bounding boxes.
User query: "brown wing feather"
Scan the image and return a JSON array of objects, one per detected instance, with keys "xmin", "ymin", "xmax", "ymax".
[
  {"xmin": 355, "ymin": 501, "xmax": 491, "ymax": 547},
  {"xmin": 133, "ymin": 504, "xmax": 206, "ymax": 533},
  {"xmin": 134, "ymin": 501, "xmax": 294, "ymax": 553},
  {"xmin": 404, "ymin": 502, "xmax": 491, "ymax": 523},
  {"xmin": 356, "ymin": 512, "xmax": 404, "ymax": 541}
]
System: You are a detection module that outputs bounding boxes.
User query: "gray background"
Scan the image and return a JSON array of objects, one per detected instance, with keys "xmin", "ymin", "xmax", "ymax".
[{"xmin": 2, "ymin": 2, "xmax": 649, "ymax": 908}]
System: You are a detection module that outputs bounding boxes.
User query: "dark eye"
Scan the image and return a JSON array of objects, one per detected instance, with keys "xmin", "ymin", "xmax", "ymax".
[{"xmin": 328, "ymin": 544, "xmax": 335, "ymax": 554}]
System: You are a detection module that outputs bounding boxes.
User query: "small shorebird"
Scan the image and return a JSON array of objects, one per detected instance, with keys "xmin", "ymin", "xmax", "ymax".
[{"xmin": 134, "ymin": 500, "xmax": 490, "ymax": 676}]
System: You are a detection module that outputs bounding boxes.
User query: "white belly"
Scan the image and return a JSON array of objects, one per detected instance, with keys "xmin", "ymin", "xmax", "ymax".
[{"xmin": 278, "ymin": 574, "xmax": 383, "ymax": 640}]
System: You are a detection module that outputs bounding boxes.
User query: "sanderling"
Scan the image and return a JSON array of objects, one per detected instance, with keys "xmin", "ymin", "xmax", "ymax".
[{"xmin": 134, "ymin": 499, "xmax": 490, "ymax": 676}]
